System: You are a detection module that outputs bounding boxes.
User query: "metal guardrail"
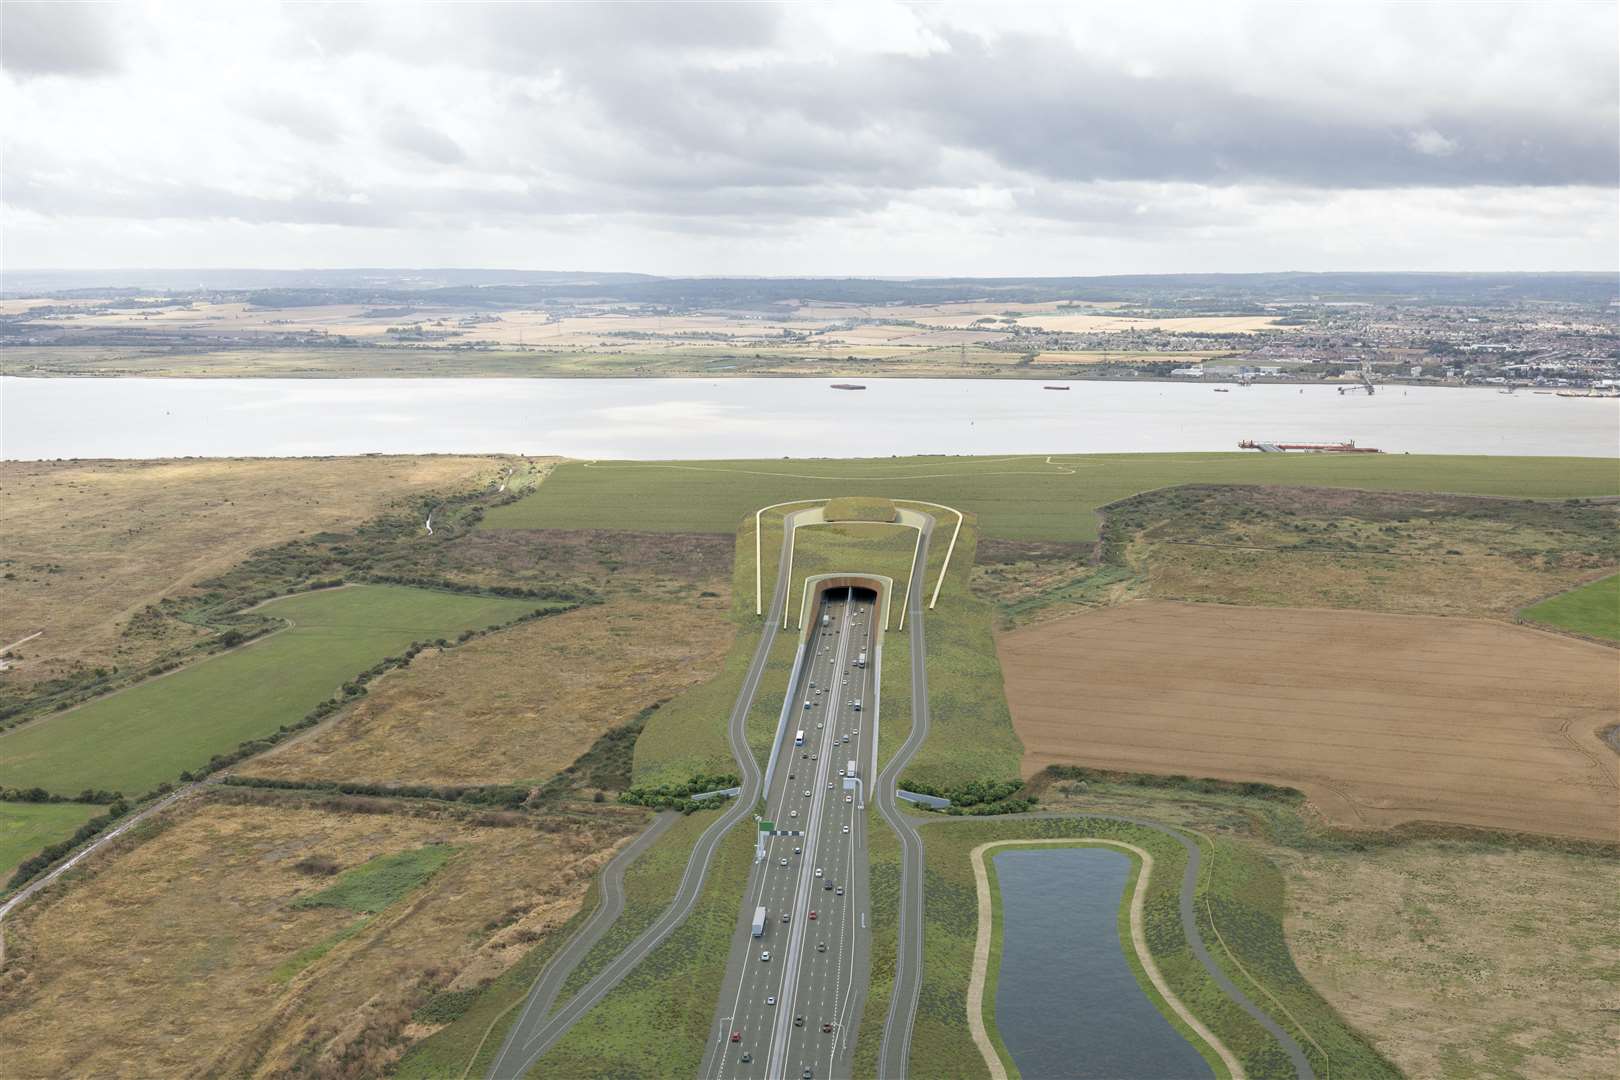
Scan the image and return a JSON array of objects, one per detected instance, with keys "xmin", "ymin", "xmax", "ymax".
[{"xmin": 895, "ymin": 789, "xmax": 951, "ymax": 809}]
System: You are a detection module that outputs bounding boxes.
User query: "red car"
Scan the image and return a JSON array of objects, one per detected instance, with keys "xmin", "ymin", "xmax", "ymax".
[
  {"xmin": 730, "ymin": 1031, "xmax": 741, "ymax": 1043},
  {"xmin": 822, "ymin": 1023, "xmax": 834, "ymax": 1033},
  {"xmin": 808, "ymin": 910, "xmax": 818, "ymax": 920}
]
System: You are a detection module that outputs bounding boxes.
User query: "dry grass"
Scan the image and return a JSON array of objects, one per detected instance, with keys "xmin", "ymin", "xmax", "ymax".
[
  {"xmin": 1280, "ymin": 842, "xmax": 1619, "ymax": 1079},
  {"xmin": 0, "ymin": 797, "xmax": 642, "ymax": 1078},
  {"xmin": 999, "ymin": 601, "xmax": 1619, "ymax": 840},
  {"xmin": 240, "ymin": 596, "xmax": 734, "ymax": 787},
  {"xmin": 0, "ymin": 456, "xmax": 511, "ymax": 687}
]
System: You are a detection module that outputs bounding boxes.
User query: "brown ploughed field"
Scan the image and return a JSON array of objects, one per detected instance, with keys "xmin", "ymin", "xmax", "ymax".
[{"xmin": 1000, "ymin": 601, "xmax": 1618, "ymax": 840}]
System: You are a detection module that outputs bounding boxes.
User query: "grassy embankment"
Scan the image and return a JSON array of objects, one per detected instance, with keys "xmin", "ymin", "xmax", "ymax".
[
  {"xmin": 0, "ymin": 801, "xmax": 103, "ymax": 880},
  {"xmin": 0, "ymin": 586, "xmax": 545, "ymax": 798},
  {"xmin": 1522, "ymin": 572, "xmax": 1620, "ymax": 642},
  {"xmin": 909, "ymin": 814, "xmax": 1398, "ymax": 1080},
  {"xmin": 480, "ymin": 454, "xmax": 1620, "ymax": 544}
]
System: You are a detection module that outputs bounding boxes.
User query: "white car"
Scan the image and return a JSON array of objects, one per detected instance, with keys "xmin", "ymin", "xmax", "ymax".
[
  {"xmin": 761, "ymin": 951, "xmax": 771, "ymax": 962},
  {"xmin": 790, "ymin": 810, "xmax": 798, "ymax": 818},
  {"xmin": 845, "ymin": 795, "xmax": 852, "ymax": 803},
  {"xmin": 804, "ymin": 790, "xmax": 812, "ymax": 797},
  {"xmin": 767, "ymin": 995, "xmax": 776, "ymax": 1006},
  {"xmin": 827, "ymin": 782, "xmax": 834, "ymax": 789},
  {"xmin": 842, "ymin": 825, "xmax": 850, "ymax": 834},
  {"xmin": 780, "ymin": 857, "xmax": 789, "ymax": 866},
  {"xmin": 815, "ymin": 867, "xmax": 823, "ymax": 878}
]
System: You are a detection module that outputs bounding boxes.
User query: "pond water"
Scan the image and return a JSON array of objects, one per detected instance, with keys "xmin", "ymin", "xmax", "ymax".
[
  {"xmin": 2, "ymin": 376, "xmax": 1615, "ymax": 459},
  {"xmin": 992, "ymin": 847, "xmax": 1212, "ymax": 1080}
]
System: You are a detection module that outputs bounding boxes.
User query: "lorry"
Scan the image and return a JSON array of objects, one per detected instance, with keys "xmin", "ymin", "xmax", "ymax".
[
  {"xmin": 752, "ymin": 906, "xmax": 767, "ymax": 938},
  {"xmin": 855, "ymin": 650, "xmax": 867, "ymax": 668}
]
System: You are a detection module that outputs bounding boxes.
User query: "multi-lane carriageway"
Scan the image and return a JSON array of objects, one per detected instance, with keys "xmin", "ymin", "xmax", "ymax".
[{"xmin": 703, "ymin": 587, "xmax": 880, "ymax": 1080}]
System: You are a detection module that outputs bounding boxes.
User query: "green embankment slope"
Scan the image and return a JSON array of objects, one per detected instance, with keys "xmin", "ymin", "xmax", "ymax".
[
  {"xmin": 0, "ymin": 801, "xmax": 103, "ymax": 881},
  {"xmin": 1522, "ymin": 573, "xmax": 1620, "ymax": 642}
]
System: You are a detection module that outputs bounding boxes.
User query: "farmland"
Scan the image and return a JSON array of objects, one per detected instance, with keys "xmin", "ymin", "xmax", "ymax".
[
  {"xmin": 0, "ymin": 585, "xmax": 545, "ymax": 798},
  {"xmin": 480, "ymin": 454, "xmax": 1620, "ymax": 543},
  {"xmin": 239, "ymin": 596, "xmax": 732, "ymax": 788},
  {"xmin": 0, "ymin": 455, "xmax": 509, "ymax": 694},
  {"xmin": 1523, "ymin": 572, "xmax": 1620, "ymax": 642},
  {"xmin": 1000, "ymin": 601, "xmax": 1619, "ymax": 840},
  {"xmin": 0, "ymin": 796, "xmax": 643, "ymax": 1078},
  {"xmin": 0, "ymin": 801, "xmax": 102, "ymax": 880}
]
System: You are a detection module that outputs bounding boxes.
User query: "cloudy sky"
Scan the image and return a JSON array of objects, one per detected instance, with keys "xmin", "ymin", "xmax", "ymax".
[{"xmin": 2, "ymin": 1, "xmax": 1615, "ymax": 275}]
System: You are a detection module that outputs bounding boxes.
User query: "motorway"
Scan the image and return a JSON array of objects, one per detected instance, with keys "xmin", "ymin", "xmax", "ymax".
[
  {"xmin": 487, "ymin": 509, "xmax": 814, "ymax": 1079},
  {"xmin": 702, "ymin": 587, "xmax": 879, "ymax": 1080}
]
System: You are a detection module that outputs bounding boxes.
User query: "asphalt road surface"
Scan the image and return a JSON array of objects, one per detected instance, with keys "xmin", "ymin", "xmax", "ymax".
[
  {"xmin": 487, "ymin": 509, "xmax": 813, "ymax": 1079},
  {"xmin": 702, "ymin": 588, "xmax": 880, "ymax": 1080}
]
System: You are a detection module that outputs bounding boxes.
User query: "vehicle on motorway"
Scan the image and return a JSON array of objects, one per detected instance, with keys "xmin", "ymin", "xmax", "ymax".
[
  {"xmin": 804, "ymin": 790, "xmax": 812, "ymax": 797},
  {"xmin": 815, "ymin": 867, "xmax": 823, "ymax": 877},
  {"xmin": 804, "ymin": 701, "xmax": 812, "ymax": 710},
  {"xmin": 760, "ymin": 950, "xmax": 771, "ymax": 962},
  {"xmin": 822, "ymin": 613, "xmax": 830, "ymax": 626},
  {"xmin": 779, "ymin": 857, "xmax": 789, "ymax": 866},
  {"xmin": 752, "ymin": 906, "xmax": 767, "ymax": 937},
  {"xmin": 842, "ymin": 825, "xmax": 850, "ymax": 833},
  {"xmin": 794, "ymin": 846, "xmax": 801, "ymax": 853},
  {"xmin": 794, "ymin": 1016, "xmax": 805, "ymax": 1028},
  {"xmin": 845, "ymin": 795, "xmax": 852, "ymax": 803},
  {"xmin": 822, "ymin": 1022, "xmax": 834, "ymax": 1033},
  {"xmin": 823, "ymin": 881, "xmax": 832, "ymax": 890},
  {"xmin": 838, "ymin": 769, "xmax": 846, "ymax": 777},
  {"xmin": 808, "ymin": 910, "xmax": 817, "ymax": 920},
  {"xmin": 741, "ymin": 1052, "xmax": 752, "ymax": 1063},
  {"xmin": 731, "ymin": 1031, "xmax": 742, "ymax": 1043},
  {"xmin": 790, "ymin": 810, "xmax": 798, "ymax": 818},
  {"xmin": 782, "ymin": 912, "xmax": 791, "ymax": 923},
  {"xmin": 795, "ymin": 728, "xmax": 805, "ymax": 746},
  {"xmin": 853, "ymin": 699, "xmax": 862, "ymax": 711},
  {"xmin": 827, "ymin": 782, "xmax": 834, "ymax": 789},
  {"xmin": 836, "ymin": 886, "xmax": 845, "ymax": 896},
  {"xmin": 767, "ymin": 995, "xmax": 776, "ymax": 1006},
  {"xmin": 856, "ymin": 650, "xmax": 867, "ymax": 667},
  {"xmin": 817, "ymin": 942, "xmax": 827, "ymax": 952}
]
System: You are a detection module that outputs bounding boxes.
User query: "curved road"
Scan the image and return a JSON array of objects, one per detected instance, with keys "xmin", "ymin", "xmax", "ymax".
[
  {"xmin": 920, "ymin": 812, "xmax": 1316, "ymax": 1080},
  {"xmin": 487, "ymin": 509, "xmax": 810, "ymax": 1079},
  {"xmin": 872, "ymin": 515, "xmax": 935, "ymax": 1080}
]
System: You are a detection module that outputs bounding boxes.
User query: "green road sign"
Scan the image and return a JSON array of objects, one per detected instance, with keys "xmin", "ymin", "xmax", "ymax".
[{"xmin": 760, "ymin": 820, "xmax": 774, "ymax": 832}]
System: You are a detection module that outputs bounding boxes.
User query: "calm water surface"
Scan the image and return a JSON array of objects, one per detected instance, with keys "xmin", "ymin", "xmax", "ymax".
[
  {"xmin": 2, "ymin": 376, "xmax": 1616, "ymax": 459},
  {"xmin": 993, "ymin": 847, "xmax": 1212, "ymax": 1080}
]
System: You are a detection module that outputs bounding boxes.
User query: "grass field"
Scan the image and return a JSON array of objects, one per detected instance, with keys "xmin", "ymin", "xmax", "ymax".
[
  {"xmin": 909, "ymin": 816, "xmax": 1393, "ymax": 1080},
  {"xmin": 0, "ymin": 455, "xmax": 508, "ymax": 691},
  {"xmin": 240, "ymin": 596, "xmax": 732, "ymax": 787},
  {"xmin": 527, "ymin": 816, "xmax": 755, "ymax": 1077},
  {"xmin": 1000, "ymin": 601, "xmax": 1619, "ymax": 840},
  {"xmin": 479, "ymin": 454, "xmax": 1620, "ymax": 543},
  {"xmin": 0, "ymin": 585, "xmax": 543, "ymax": 797},
  {"xmin": 0, "ymin": 801, "xmax": 102, "ymax": 880},
  {"xmin": 0, "ymin": 796, "xmax": 641, "ymax": 1078},
  {"xmin": 1026, "ymin": 775, "xmax": 1616, "ymax": 1080},
  {"xmin": 1523, "ymin": 572, "xmax": 1620, "ymax": 641}
]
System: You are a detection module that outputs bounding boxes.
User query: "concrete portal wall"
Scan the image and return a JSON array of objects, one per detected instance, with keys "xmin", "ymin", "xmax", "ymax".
[{"xmin": 798, "ymin": 574, "xmax": 892, "ymax": 638}]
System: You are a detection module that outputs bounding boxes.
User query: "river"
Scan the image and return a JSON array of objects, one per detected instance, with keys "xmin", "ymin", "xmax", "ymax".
[
  {"xmin": 1, "ymin": 376, "xmax": 1615, "ymax": 459},
  {"xmin": 992, "ymin": 847, "xmax": 1212, "ymax": 1080}
]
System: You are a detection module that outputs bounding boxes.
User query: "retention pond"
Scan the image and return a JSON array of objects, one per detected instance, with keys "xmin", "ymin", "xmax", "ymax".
[{"xmin": 992, "ymin": 847, "xmax": 1212, "ymax": 1080}]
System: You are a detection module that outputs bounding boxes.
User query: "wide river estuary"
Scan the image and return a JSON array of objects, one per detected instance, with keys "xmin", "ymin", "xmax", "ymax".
[{"xmin": 1, "ymin": 377, "xmax": 1615, "ymax": 459}]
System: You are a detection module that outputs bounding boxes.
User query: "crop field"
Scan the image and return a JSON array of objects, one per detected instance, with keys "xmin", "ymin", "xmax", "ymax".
[
  {"xmin": 479, "ymin": 454, "xmax": 1620, "ymax": 544},
  {"xmin": 0, "ymin": 797, "xmax": 642, "ymax": 1078},
  {"xmin": 0, "ymin": 801, "xmax": 102, "ymax": 880},
  {"xmin": 1523, "ymin": 572, "xmax": 1620, "ymax": 642},
  {"xmin": 1000, "ymin": 601, "xmax": 1619, "ymax": 840},
  {"xmin": 0, "ymin": 455, "xmax": 510, "ymax": 689},
  {"xmin": 0, "ymin": 585, "xmax": 543, "ymax": 798},
  {"xmin": 240, "ymin": 596, "xmax": 732, "ymax": 787}
]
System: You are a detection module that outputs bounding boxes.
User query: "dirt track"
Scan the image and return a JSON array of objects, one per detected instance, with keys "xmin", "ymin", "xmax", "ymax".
[{"xmin": 999, "ymin": 601, "xmax": 1619, "ymax": 841}]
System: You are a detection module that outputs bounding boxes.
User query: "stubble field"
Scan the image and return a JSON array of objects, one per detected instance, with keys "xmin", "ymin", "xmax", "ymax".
[{"xmin": 999, "ymin": 601, "xmax": 1618, "ymax": 840}]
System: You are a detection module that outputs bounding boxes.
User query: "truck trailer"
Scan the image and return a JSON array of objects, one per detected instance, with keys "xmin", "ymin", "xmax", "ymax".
[{"xmin": 752, "ymin": 906, "xmax": 767, "ymax": 938}]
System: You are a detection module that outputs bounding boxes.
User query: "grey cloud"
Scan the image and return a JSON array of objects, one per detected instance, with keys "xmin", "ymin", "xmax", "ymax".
[
  {"xmin": 383, "ymin": 118, "xmax": 466, "ymax": 165},
  {"xmin": 1, "ymin": 2, "xmax": 122, "ymax": 78},
  {"xmin": 240, "ymin": 93, "xmax": 345, "ymax": 145}
]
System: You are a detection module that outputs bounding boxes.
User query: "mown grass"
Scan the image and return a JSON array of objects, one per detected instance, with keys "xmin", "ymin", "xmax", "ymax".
[
  {"xmin": 900, "ymin": 516, "xmax": 1024, "ymax": 789},
  {"xmin": 0, "ymin": 800, "xmax": 102, "ymax": 880},
  {"xmin": 913, "ymin": 817, "xmax": 1395, "ymax": 1080},
  {"xmin": 0, "ymin": 585, "xmax": 541, "ymax": 798},
  {"xmin": 480, "ymin": 454, "xmax": 1620, "ymax": 543},
  {"xmin": 526, "ymin": 817, "xmax": 756, "ymax": 1077},
  {"xmin": 1522, "ymin": 572, "xmax": 1620, "ymax": 641},
  {"xmin": 851, "ymin": 818, "xmax": 903, "ymax": 1079},
  {"xmin": 291, "ymin": 843, "xmax": 455, "ymax": 913},
  {"xmin": 825, "ymin": 496, "xmax": 899, "ymax": 522}
]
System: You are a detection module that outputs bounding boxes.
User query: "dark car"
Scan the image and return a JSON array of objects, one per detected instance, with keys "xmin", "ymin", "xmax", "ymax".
[{"xmin": 794, "ymin": 1015, "xmax": 805, "ymax": 1028}]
